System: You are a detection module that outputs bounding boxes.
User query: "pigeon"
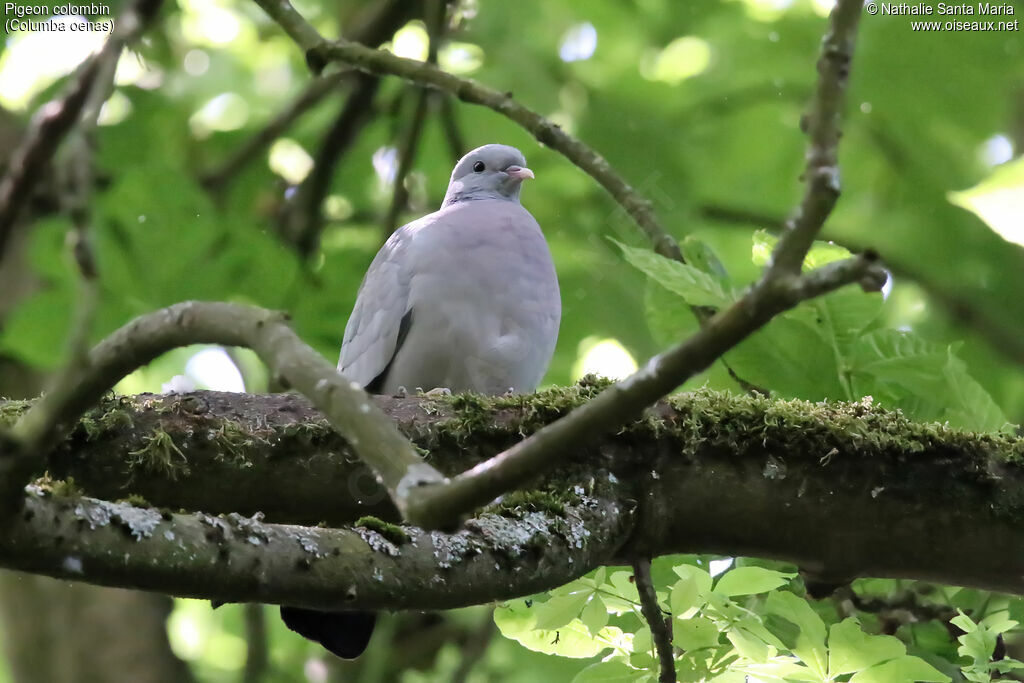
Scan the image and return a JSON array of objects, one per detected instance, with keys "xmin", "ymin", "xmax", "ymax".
[{"xmin": 280, "ymin": 143, "xmax": 561, "ymax": 658}]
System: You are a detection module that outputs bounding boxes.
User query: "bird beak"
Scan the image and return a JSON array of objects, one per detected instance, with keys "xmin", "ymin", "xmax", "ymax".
[{"xmin": 504, "ymin": 165, "xmax": 534, "ymax": 180}]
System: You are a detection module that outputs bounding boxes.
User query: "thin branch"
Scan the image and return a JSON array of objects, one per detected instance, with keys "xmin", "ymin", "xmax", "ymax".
[
  {"xmin": 250, "ymin": 0, "xmax": 684, "ymax": 264},
  {"xmin": 436, "ymin": 91, "xmax": 466, "ymax": 165},
  {"xmin": 0, "ymin": 0, "xmax": 163, "ymax": 261},
  {"xmin": 242, "ymin": 604, "xmax": 269, "ymax": 683},
  {"xmin": 382, "ymin": 88, "xmax": 429, "ymax": 236},
  {"xmin": 280, "ymin": 74, "xmax": 380, "ymax": 258},
  {"xmin": 634, "ymin": 557, "xmax": 675, "ymax": 683},
  {"xmin": 766, "ymin": 0, "xmax": 863, "ymax": 276},
  {"xmin": 3, "ymin": 302, "xmax": 444, "ymax": 520},
  {"xmin": 0, "ymin": 59, "xmax": 100, "ymax": 261},
  {"xmin": 698, "ymin": 203, "xmax": 786, "ymax": 230},
  {"xmin": 381, "ymin": 0, "xmax": 445, "ymax": 237},
  {"xmin": 702, "ymin": 204, "xmax": 1024, "ymax": 368},
  {"xmin": 200, "ymin": 70, "xmax": 350, "ymax": 194},
  {"xmin": 451, "ymin": 609, "xmax": 496, "ymax": 683}
]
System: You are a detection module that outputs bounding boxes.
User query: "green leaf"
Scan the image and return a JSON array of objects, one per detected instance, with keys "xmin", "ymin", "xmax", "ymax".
[
  {"xmin": 613, "ymin": 238, "xmax": 734, "ymax": 308},
  {"xmin": 751, "ymin": 230, "xmax": 853, "ymax": 270},
  {"xmin": 850, "ymin": 330, "xmax": 1010, "ymax": 431},
  {"xmin": 673, "ymin": 616, "xmax": 720, "ymax": 651},
  {"xmin": 724, "ymin": 314, "xmax": 847, "ymax": 400},
  {"xmin": 827, "ymin": 618, "xmax": 905, "ymax": 676},
  {"xmin": 713, "ymin": 567, "xmax": 795, "ymax": 597},
  {"xmin": 581, "ymin": 595, "xmax": 610, "ymax": 635},
  {"xmin": 680, "ymin": 236, "xmax": 730, "ymax": 280},
  {"xmin": 726, "ymin": 626, "xmax": 775, "ymax": 663},
  {"xmin": 534, "ymin": 591, "xmax": 594, "ymax": 630},
  {"xmin": 848, "ymin": 655, "xmax": 950, "ymax": 683},
  {"xmin": 571, "ymin": 661, "xmax": 647, "ymax": 683},
  {"xmin": 494, "ymin": 599, "xmax": 622, "ymax": 658},
  {"xmin": 764, "ymin": 592, "xmax": 828, "ymax": 678},
  {"xmin": 670, "ymin": 565, "xmax": 712, "ymax": 617},
  {"xmin": 644, "ymin": 278, "xmax": 700, "ymax": 347}
]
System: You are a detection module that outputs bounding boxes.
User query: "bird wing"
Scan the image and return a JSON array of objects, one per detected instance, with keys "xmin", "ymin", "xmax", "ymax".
[{"xmin": 337, "ymin": 218, "xmax": 424, "ymax": 389}]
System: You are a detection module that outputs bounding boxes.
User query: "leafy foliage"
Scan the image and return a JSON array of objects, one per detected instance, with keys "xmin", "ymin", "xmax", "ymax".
[{"xmin": 1, "ymin": 0, "xmax": 1023, "ymax": 681}]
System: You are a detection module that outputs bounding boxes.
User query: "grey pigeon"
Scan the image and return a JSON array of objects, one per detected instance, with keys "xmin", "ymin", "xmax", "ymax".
[{"xmin": 281, "ymin": 143, "xmax": 561, "ymax": 658}]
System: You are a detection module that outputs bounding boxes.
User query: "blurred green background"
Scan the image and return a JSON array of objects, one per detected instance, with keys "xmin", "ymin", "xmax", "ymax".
[{"xmin": 0, "ymin": 0, "xmax": 1023, "ymax": 680}]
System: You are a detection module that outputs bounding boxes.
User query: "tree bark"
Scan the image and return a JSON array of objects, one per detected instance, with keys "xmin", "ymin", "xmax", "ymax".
[{"xmin": 1, "ymin": 387, "xmax": 1022, "ymax": 608}]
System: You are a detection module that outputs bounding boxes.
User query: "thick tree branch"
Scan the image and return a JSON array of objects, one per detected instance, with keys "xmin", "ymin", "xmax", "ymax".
[
  {"xmin": 2, "ymin": 302, "xmax": 443, "ymax": 520},
  {"xmin": 0, "ymin": 477, "xmax": 629, "ymax": 612},
  {"xmin": 3, "ymin": 388, "xmax": 1024, "ymax": 601}
]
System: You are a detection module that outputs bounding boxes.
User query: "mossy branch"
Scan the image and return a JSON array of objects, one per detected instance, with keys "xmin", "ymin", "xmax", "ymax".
[{"xmin": 3, "ymin": 388, "xmax": 1024, "ymax": 598}]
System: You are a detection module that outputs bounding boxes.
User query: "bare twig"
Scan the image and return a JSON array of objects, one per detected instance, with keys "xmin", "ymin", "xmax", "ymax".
[
  {"xmin": 250, "ymin": 0, "xmax": 684, "ymax": 263},
  {"xmin": 3, "ymin": 302, "xmax": 445, "ymax": 519},
  {"xmin": 242, "ymin": 604, "xmax": 269, "ymax": 683},
  {"xmin": 766, "ymin": 0, "xmax": 862, "ymax": 277},
  {"xmin": 436, "ymin": 92, "xmax": 466, "ymax": 165},
  {"xmin": 382, "ymin": 0, "xmax": 445, "ymax": 236},
  {"xmin": 200, "ymin": 70, "xmax": 350, "ymax": 193},
  {"xmin": 634, "ymin": 557, "xmax": 675, "ymax": 683},
  {"xmin": 0, "ymin": 0, "xmax": 163, "ymax": 261},
  {"xmin": 451, "ymin": 609, "xmax": 497, "ymax": 683},
  {"xmin": 280, "ymin": 74, "xmax": 380, "ymax": 258}
]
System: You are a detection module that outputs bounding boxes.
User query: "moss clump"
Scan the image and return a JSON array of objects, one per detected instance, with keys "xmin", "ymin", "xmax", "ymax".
[
  {"xmin": 431, "ymin": 376, "xmax": 618, "ymax": 443},
  {"xmin": 127, "ymin": 428, "xmax": 189, "ymax": 479},
  {"xmin": 33, "ymin": 473, "xmax": 84, "ymax": 498},
  {"xmin": 666, "ymin": 388, "xmax": 1024, "ymax": 465},
  {"xmin": 0, "ymin": 398, "xmax": 32, "ymax": 427},
  {"xmin": 116, "ymin": 493, "xmax": 151, "ymax": 507},
  {"xmin": 493, "ymin": 490, "xmax": 569, "ymax": 517},
  {"xmin": 212, "ymin": 421, "xmax": 263, "ymax": 467},
  {"xmin": 355, "ymin": 516, "xmax": 411, "ymax": 545},
  {"xmin": 79, "ymin": 402, "xmax": 135, "ymax": 441}
]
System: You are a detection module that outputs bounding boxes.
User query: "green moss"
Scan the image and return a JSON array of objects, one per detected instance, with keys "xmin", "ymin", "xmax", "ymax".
[
  {"xmin": 33, "ymin": 473, "xmax": 84, "ymax": 498},
  {"xmin": 431, "ymin": 376, "xmax": 617, "ymax": 443},
  {"xmin": 127, "ymin": 428, "xmax": 189, "ymax": 479},
  {"xmin": 493, "ymin": 490, "xmax": 567, "ymax": 517},
  {"xmin": 355, "ymin": 516, "xmax": 411, "ymax": 545},
  {"xmin": 212, "ymin": 421, "xmax": 263, "ymax": 467},
  {"xmin": 78, "ymin": 400, "xmax": 136, "ymax": 441},
  {"xmin": 665, "ymin": 388, "xmax": 1024, "ymax": 465},
  {"xmin": 0, "ymin": 398, "xmax": 32, "ymax": 427},
  {"xmin": 116, "ymin": 493, "xmax": 151, "ymax": 507}
]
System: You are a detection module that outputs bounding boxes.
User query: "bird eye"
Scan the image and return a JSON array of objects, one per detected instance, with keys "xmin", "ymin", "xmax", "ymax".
[{"xmin": 473, "ymin": 161, "xmax": 485, "ymax": 173}]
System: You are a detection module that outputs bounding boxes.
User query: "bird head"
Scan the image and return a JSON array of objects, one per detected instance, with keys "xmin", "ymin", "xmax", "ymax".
[{"xmin": 443, "ymin": 144, "xmax": 534, "ymax": 206}]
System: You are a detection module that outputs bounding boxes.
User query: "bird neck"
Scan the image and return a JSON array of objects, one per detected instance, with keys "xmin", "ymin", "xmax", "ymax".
[{"xmin": 442, "ymin": 181, "xmax": 522, "ymax": 207}]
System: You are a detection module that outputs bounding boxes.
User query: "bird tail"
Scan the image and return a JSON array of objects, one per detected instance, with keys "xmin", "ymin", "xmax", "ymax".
[{"xmin": 279, "ymin": 607, "xmax": 377, "ymax": 659}]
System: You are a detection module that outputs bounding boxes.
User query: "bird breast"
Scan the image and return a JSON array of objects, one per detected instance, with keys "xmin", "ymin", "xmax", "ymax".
[{"xmin": 383, "ymin": 200, "xmax": 560, "ymax": 395}]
